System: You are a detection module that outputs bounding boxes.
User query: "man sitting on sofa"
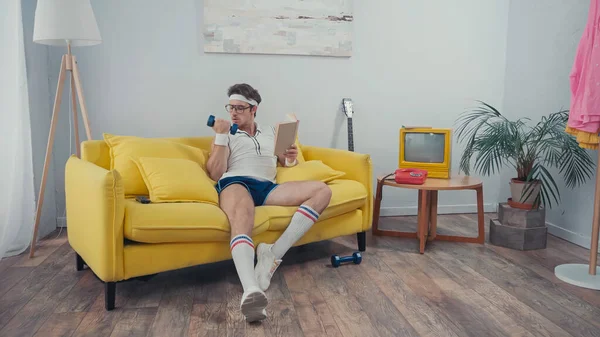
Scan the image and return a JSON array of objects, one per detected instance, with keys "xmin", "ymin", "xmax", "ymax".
[{"xmin": 206, "ymin": 83, "xmax": 332, "ymax": 322}]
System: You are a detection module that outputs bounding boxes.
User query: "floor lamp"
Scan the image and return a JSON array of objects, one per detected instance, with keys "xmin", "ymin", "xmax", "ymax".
[{"xmin": 28, "ymin": 0, "xmax": 102, "ymax": 258}]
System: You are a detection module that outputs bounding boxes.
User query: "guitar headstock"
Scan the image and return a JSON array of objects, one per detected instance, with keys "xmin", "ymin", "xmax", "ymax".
[{"xmin": 342, "ymin": 98, "xmax": 354, "ymax": 118}]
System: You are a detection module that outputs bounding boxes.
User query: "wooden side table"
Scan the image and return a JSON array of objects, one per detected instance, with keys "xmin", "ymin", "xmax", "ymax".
[{"xmin": 372, "ymin": 174, "xmax": 485, "ymax": 254}]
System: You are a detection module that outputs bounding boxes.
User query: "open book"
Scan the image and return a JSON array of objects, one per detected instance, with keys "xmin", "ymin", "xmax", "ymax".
[{"xmin": 274, "ymin": 113, "xmax": 299, "ymax": 157}]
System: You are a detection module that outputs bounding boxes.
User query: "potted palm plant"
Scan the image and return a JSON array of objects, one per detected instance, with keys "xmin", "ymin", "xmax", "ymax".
[{"xmin": 455, "ymin": 101, "xmax": 595, "ymax": 209}]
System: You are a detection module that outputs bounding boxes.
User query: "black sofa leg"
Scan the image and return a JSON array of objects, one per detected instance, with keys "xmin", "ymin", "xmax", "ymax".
[
  {"xmin": 76, "ymin": 253, "xmax": 85, "ymax": 271},
  {"xmin": 357, "ymin": 231, "xmax": 366, "ymax": 252},
  {"xmin": 105, "ymin": 282, "xmax": 116, "ymax": 311}
]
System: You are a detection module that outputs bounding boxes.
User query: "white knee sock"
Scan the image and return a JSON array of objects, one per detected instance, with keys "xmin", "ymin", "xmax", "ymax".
[
  {"xmin": 271, "ymin": 205, "xmax": 320, "ymax": 259},
  {"xmin": 230, "ymin": 234, "xmax": 259, "ymax": 291}
]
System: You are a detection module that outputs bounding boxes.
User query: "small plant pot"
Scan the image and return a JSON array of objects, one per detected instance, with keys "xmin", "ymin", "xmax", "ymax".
[
  {"xmin": 509, "ymin": 178, "xmax": 541, "ymax": 209},
  {"xmin": 507, "ymin": 198, "xmax": 538, "ymax": 210}
]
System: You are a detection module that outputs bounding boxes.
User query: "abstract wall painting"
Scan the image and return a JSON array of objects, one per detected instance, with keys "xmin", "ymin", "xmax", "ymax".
[{"xmin": 203, "ymin": 0, "xmax": 353, "ymax": 57}]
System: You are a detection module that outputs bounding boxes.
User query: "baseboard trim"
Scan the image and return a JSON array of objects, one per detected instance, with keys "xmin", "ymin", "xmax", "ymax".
[
  {"xmin": 380, "ymin": 203, "xmax": 497, "ymax": 217},
  {"xmin": 57, "ymin": 217, "xmax": 67, "ymax": 228},
  {"xmin": 546, "ymin": 221, "xmax": 595, "ymax": 250}
]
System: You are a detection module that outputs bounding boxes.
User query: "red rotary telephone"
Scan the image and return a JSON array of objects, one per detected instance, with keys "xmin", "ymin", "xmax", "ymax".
[{"xmin": 395, "ymin": 168, "xmax": 428, "ymax": 185}]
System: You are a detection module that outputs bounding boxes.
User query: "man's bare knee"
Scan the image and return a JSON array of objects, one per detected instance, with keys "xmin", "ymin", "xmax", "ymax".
[
  {"xmin": 320, "ymin": 183, "xmax": 332, "ymax": 203},
  {"xmin": 319, "ymin": 182, "xmax": 332, "ymax": 202},
  {"xmin": 219, "ymin": 184, "xmax": 254, "ymax": 237},
  {"xmin": 308, "ymin": 182, "xmax": 332, "ymax": 214}
]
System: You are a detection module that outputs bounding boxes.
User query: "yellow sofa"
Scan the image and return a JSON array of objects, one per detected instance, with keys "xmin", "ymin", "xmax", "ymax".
[{"xmin": 64, "ymin": 136, "xmax": 373, "ymax": 311}]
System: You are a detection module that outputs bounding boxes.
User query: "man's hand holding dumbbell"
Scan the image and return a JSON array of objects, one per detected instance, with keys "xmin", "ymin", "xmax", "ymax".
[
  {"xmin": 207, "ymin": 118, "xmax": 232, "ymax": 182},
  {"xmin": 212, "ymin": 118, "xmax": 232, "ymax": 142},
  {"xmin": 207, "ymin": 115, "xmax": 238, "ymax": 136}
]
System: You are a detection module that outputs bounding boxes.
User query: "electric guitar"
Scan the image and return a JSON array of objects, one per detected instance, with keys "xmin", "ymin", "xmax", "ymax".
[{"xmin": 342, "ymin": 98, "xmax": 354, "ymax": 152}]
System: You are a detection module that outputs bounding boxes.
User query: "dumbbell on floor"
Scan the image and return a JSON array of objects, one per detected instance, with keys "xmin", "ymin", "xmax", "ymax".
[
  {"xmin": 207, "ymin": 115, "xmax": 238, "ymax": 135},
  {"xmin": 331, "ymin": 252, "xmax": 362, "ymax": 268}
]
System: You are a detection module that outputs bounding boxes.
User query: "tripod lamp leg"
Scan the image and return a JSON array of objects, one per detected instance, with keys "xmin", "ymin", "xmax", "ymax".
[{"xmin": 29, "ymin": 56, "xmax": 67, "ymax": 258}]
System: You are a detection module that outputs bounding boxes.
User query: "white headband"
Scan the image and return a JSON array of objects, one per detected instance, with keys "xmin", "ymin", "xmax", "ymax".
[{"xmin": 229, "ymin": 94, "xmax": 258, "ymax": 106}]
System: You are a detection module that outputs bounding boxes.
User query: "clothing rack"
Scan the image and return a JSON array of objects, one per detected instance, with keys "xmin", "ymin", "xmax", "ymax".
[
  {"xmin": 553, "ymin": 0, "xmax": 600, "ymax": 289},
  {"xmin": 586, "ymin": 148, "xmax": 600, "ymax": 274},
  {"xmin": 554, "ymin": 148, "xmax": 600, "ymax": 289}
]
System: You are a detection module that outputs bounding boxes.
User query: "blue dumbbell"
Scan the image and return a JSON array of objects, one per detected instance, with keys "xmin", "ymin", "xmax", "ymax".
[
  {"xmin": 331, "ymin": 252, "xmax": 362, "ymax": 268},
  {"xmin": 207, "ymin": 115, "xmax": 238, "ymax": 135}
]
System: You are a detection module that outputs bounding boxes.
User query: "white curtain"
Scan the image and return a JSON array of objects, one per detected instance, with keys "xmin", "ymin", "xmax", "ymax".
[{"xmin": 0, "ymin": 0, "xmax": 36, "ymax": 259}]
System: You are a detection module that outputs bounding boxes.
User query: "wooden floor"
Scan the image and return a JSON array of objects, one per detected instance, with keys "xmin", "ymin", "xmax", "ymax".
[{"xmin": 2, "ymin": 214, "xmax": 600, "ymax": 337}]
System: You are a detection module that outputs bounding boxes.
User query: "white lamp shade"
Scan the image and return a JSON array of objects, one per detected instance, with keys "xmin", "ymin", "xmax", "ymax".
[{"xmin": 33, "ymin": 0, "xmax": 101, "ymax": 47}]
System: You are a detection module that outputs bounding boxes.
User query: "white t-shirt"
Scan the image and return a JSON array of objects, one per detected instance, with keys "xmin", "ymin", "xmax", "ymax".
[{"xmin": 220, "ymin": 122, "xmax": 278, "ymax": 183}]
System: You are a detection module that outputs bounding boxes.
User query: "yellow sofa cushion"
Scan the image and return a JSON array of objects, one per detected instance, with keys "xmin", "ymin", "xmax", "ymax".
[
  {"xmin": 103, "ymin": 133, "xmax": 207, "ymax": 196},
  {"xmin": 122, "ymin": 178, "xmax": 367, "ymax": 244},
  {"xmin": 131, "ymin": 156, "xmax": 218, "ymax": 204},
  {"xmin": 262, "ymin": 179, "xmax": 367, "ymax": 231},
  {"xmin": 122, "ymin": 209, "xmax": 364, "ymax": 279},
  {"xmin": 276, "ymin": 160, "xmax": 345, "ymax": 184},
  {"xmin": 123, "ymin": 200, "xmax": 272, "ymax": 243}
]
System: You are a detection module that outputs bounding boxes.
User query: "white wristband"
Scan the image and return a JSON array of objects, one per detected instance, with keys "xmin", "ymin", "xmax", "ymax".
[
  {"xmin": 285, "ymin": 158, "xmax": 297, "ymax": 167},
  {"xmin": 214, "ymin": 133, "xmax": 229, "ymax": 146}
]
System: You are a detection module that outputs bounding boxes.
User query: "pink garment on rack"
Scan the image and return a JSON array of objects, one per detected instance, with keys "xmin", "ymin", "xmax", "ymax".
[{"xmin": 568, "ymin": 0, "xmax": 600, "ymax": 133}]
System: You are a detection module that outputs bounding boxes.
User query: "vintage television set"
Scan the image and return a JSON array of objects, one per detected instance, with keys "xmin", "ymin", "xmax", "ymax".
[{"xmin": 398, "ymin": 127, "xmax": 452, "ymax": 179}]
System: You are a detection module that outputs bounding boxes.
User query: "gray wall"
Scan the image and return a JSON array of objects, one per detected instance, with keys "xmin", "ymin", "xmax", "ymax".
[
  {"xmin": 501, "ymin": 0, "xmax": 595, "ymax": 248},
  {"xmin": 29, "ymin": 0, "xmax": 598, "ymax": 249},
  {"xmin": 46, "ymin": 0, "xmax": 510, "ymax": 221},
  {"xmin": 21, "ymin": 0, "xmax": 57, "ymax": 240}
]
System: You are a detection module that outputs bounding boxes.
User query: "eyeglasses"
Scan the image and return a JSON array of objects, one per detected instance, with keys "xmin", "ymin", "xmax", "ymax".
[{"xmin": 225, "ymin": 104, "xmax": 253, "ymax": 113}]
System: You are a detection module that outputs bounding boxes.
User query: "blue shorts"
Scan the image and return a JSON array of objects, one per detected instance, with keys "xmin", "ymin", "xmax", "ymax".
[{"xmin": 215, "ymin": 176, "xmax": 279, "ymax": 206}]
